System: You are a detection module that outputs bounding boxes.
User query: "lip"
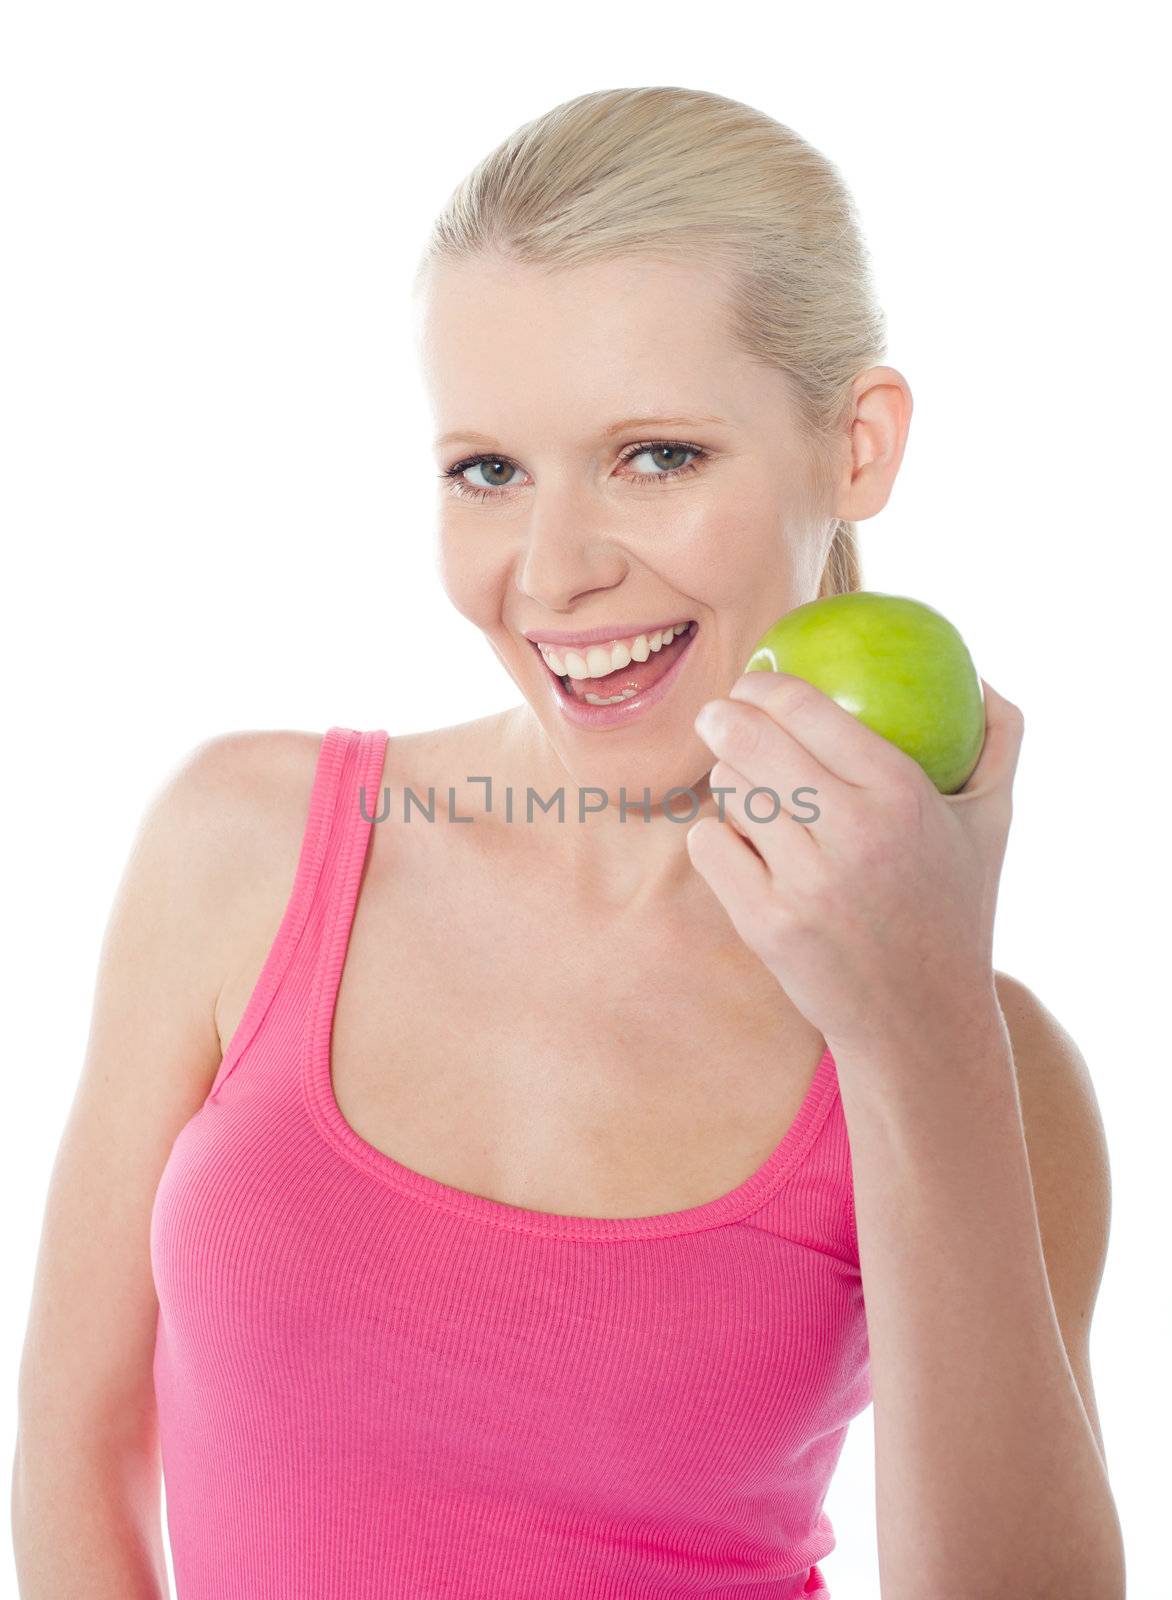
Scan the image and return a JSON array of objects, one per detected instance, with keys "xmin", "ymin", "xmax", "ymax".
[
  {"xmin": 521, "ymin": 617, "xmax": 695, "ymax": 649},
  {"xmin": 535, "ymin": 621, "xmax": 699, "ymax": 729}
]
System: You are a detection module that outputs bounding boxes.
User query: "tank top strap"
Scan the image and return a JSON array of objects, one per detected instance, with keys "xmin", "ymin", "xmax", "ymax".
[
  {"xmin": 207, "ymin": 725, "xmax": 387, "ymax": 1103},
  {"xmin": 313, "ymin": 725, "xmax": 390, "ymax": 1015}
]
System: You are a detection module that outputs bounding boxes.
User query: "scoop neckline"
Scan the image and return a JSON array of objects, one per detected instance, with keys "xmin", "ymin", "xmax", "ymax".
[{"xmin": 300, "ymin": 728, "xmax": 841, "ymax": 1242}]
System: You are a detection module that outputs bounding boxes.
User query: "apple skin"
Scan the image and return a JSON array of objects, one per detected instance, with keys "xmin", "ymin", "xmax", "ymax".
[{"xmin": 744, "ymin": 591, "xmax": 986, "ymax": 794}]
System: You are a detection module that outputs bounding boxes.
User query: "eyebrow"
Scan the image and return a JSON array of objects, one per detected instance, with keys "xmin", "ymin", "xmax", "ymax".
[{"xmin": 434, "ymin": 414, "xmax": 731, "ymax": 450}]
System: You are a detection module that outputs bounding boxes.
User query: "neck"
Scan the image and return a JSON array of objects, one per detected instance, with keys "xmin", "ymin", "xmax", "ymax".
[{"xmin": 499, "ymin": 700, "xmax": 730, "ymax": 919}]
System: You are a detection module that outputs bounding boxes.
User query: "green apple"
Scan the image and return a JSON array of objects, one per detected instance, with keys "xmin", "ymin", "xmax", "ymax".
[{"xmin": 744, "ymin": 591, "xmax": 985, "ymax": 794}]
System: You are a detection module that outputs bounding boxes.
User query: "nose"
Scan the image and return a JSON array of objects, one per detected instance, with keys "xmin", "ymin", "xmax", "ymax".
[{"xmin": 514, "ymin": 487, "xmax": 630, "ymax": 612}]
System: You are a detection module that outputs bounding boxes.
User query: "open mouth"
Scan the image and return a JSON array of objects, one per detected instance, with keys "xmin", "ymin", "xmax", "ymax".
[{"xmin": 532, "ymin": 620, "xmax": 698, "ymax": 705}]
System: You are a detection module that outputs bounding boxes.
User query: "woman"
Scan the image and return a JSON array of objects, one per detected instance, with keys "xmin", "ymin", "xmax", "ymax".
[{"xmin": 14, "ymin": 87, "xmax": 1124, "ymax": 1598}]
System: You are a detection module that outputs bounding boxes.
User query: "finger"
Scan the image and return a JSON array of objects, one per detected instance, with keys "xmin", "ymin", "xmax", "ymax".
[
  {"xmin": 727, "ymin": 671, "xmax": 930, "ymax": 791},
  {"xmin": 706, "ymin": 754, "xmax": 821, "ymax": 884},
  {"xmin": 695, "ymin": 692, "xmax": 850, "ymax": 833},
  {"xmin": 685, "ymin": 812, "xmax": 772, "ymax": 926},
  {"xmin": 952, "ymin": 680, "xmax": 1025, "ymax": 801}
]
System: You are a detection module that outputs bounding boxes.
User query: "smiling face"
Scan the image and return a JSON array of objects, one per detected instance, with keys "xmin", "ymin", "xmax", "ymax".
[{"xmin": 414, "ymin": 251, "xmax": 840, "ymax": 801}]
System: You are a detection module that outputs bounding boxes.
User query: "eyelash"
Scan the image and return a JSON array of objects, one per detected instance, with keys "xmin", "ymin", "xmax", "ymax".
[{"xmin": 438, "ymin": 439, "xmax": 708, "ymax": 501}]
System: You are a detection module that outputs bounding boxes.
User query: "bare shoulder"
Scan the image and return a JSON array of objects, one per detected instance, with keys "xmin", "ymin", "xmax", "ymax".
[
  {"xmin": 159, "ymin": 724, "xmax": 335, "ymax": 884},
  {"xmin": 992, "ymin": 971, "xmax": 1108, "ymax": 1146},
  {"xmin": 992, "ymin": 969, "xmax": 1112, "ymax": 1463},
  {"xmin": 991, "ymin": 969, "xmax": 1110, "ymax": 1221},
  {"xmin": 157, "ymin": 725, "xmax": 325, "ymax": 835},
  {"xmin": 184, "ymin": 714, "xmax": 508, "ymax": 899},
  {"xmin": 154, "ymin": 728, "xmax": 338, "ymax": 1034}
]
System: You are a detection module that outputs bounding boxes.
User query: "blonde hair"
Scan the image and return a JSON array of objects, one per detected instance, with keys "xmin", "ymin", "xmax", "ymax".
[{"xmin": 416, "ymin": 87, "xmax": 888, "ymax": 599}]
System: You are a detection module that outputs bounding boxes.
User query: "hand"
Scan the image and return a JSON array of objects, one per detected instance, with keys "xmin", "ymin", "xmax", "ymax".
[{"xmin": 685, "ymin": 672, "xmax": 1025, "ymax": 1058}]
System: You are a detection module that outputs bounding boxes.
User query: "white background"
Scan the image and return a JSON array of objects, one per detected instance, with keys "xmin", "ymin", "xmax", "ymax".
[{"xmin": 3, "ymin": 4, "xmax": 1168, "ymax": 1595}]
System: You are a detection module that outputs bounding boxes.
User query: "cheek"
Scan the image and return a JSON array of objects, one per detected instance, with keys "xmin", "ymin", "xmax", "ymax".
[
  {"xmin": 676, "ymin": 496, "xmax": 806, "ymax": 614},
  {"xmin": 435, "ymin": 527, "xmax": 511, "ymax": 630}
]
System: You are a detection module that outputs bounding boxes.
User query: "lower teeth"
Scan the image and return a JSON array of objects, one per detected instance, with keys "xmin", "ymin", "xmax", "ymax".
[
  {"xmin": 558, "ymin": 675, "xmax": 637, "ymax": 706},
  {"xmin": 581, "ymin": 686, "xmax": 640, "ymax": 705}
]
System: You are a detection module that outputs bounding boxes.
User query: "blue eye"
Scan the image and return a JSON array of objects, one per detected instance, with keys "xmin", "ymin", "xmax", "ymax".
[{"xmin": 439, "ymin": 440, "xmax": 707, "ymax": 501}]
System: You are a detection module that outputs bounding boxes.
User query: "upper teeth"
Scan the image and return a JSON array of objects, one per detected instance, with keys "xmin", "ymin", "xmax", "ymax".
[{"xmin": 538, "ymin": 622, "xmax": 692, "ymax": 679}]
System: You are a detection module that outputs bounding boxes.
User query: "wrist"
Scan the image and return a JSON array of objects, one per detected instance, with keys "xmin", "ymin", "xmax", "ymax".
[{"xmin": 825, "ymin": 979, "xmax": 1008, "ymax": 1081}]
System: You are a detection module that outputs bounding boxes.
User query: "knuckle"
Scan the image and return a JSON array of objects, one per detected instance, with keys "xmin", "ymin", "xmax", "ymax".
[
  {"xmin": 767, "ymin": 674, "xmax": 817, "ymax": 717},
  {"xmin": 752, "ymin": 897, "xmax": 799, "ymax": 955}
]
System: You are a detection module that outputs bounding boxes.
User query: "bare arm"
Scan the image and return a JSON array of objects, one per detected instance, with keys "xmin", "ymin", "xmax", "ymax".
[{"xmin": 11, "ymin": 729, "xmax": 309, "ymax": 1598}]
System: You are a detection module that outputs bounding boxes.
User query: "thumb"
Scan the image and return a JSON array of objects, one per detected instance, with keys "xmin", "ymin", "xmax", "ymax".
[{"xmin": 952, "ymin": 678, "xmax": 1026, "ymax": 807}]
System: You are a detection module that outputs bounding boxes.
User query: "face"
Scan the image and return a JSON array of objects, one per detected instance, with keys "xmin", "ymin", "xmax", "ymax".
[{"xmin": 415, "ymin": 252, "xmax": 838, "ymax": 803}]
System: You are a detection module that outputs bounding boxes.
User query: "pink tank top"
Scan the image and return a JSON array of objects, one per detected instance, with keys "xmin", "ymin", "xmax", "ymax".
[{"xmin": 150, "ymin": 725, "xmax": 872, "ymax": 1598}]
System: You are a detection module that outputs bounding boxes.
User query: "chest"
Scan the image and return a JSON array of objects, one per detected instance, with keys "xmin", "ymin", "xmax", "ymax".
[{"xmin": 318, "ymin": 830, "xmax": 828, "ymax": 1220}]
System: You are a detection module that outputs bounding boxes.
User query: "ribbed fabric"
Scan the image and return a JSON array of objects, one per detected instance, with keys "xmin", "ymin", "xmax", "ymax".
[{"xmin": 150, "ymin": 726, "xmax": 872, "ymax": 1599}]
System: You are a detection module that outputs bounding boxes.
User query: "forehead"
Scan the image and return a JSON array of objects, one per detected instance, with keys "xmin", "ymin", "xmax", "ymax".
[{"xmin": 415, "ymin": 253, "xmax": 786, "ymax": 441}]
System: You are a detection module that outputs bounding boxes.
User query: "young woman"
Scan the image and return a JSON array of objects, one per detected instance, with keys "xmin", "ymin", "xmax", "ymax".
[{"xmin": 14, "ymin": 87, "xmax": 1124, "ymax": 1598}]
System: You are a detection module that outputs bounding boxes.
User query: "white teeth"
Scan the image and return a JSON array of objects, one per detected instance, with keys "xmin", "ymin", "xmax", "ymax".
[
  {"xmin": 538, "ymin": 621, "xmax": 691, "ymax": 681},
  {"xmin": 583, "ymin": 687, "xmax": 641, "ymax": 705}
]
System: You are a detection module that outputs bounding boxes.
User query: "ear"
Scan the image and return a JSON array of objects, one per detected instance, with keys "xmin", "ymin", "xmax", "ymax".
[{"xmin": 832, "ymin": 365, "xmax": 914, "ymax": 523}]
